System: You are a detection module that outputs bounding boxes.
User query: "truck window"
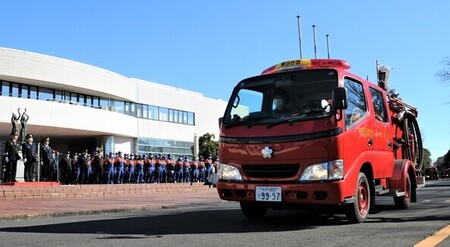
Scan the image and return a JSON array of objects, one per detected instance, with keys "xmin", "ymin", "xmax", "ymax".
[
  {"xmin": 229, "ymin": 89, "xmax": 264, "ymax": 120},
  {"xmin": 223, "ymin": 69, "xmax": 338, "ymax": 126},
  {"xmin": 344, "ymin": 78, "xmax": 367, "ymax": 128},
  {"xmin": 369, "ymin": 87, "xmax": 388, "ymax": 123}
]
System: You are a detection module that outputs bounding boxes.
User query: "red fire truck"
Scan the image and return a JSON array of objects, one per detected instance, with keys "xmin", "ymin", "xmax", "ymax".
[{"xmin": 216, "ymin": 59, "xmax": 423, "ymax": 223}]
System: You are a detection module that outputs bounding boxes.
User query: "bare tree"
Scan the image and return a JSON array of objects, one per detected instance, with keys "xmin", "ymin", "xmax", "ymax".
[{"xmin": 436, "ymin": 57, "xmax": 450, "ymax": 82}]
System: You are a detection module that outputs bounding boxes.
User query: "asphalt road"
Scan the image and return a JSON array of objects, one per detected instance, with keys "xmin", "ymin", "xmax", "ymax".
[{"xmin": 0, "ymin": 179, "xmax": 449, "ymax": 247}]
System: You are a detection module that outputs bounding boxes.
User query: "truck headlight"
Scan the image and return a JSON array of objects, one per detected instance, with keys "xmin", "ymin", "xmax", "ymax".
[
  {"xmin": 219, "ymin": 163, "xmax": 242, "ymax": 181},
  {"xmin": 299, "ymin": 160, "xmax": 343, "ymax": 181}
]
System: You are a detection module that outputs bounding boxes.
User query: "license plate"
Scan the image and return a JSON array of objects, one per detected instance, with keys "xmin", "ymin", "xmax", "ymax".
[{"xmin": 255, "ymin": 186, "xmax": 282, "ymax": 202}]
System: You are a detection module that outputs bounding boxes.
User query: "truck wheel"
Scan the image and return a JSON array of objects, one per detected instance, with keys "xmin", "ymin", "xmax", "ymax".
[
  {"xmin": 240, "ymin": 202, "xmax": 267, "ymax": 220},
  {"xmin": 346, "ymin": 172, "xmax": 370, "ymax": 223},
  {"xmin": 394, "ymin": 173, "xmax": 411, "ymax": 209}
]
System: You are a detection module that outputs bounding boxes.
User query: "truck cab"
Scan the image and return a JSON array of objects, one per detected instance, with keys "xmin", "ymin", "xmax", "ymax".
[{"xmin": 217, "ymin": 59, "xmax": 420, "ymax": 223}]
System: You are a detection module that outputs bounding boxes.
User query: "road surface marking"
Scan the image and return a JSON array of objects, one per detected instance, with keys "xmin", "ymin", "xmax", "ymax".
[{"xmin": 414, "ymin": 224, "xmax": 450, "ymax": 247}]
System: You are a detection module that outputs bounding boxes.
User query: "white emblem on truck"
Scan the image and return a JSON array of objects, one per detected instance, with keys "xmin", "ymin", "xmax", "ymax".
[{"xmin": 262, "ymin": 146, "xmax": 273, "ymax": 159}]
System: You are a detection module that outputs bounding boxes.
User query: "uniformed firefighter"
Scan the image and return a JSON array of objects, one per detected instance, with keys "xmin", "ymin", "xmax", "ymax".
[
  {"xmin": 59, "ymin": 151, "xmax": 72, "ymax": 184},
  {"xmin": 3, "ymin": 131, "xmax": 20, "ymax": 183},
  {"xmin": 21, "ymin": 133, "xmax": 37, "ymax": 182}
]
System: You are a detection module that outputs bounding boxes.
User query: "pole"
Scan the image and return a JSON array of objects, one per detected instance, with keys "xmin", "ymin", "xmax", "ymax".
[
  {"xmin": 312, "ymin": 25, "xmax": 318, "ymax": 59},
  {"xmin": 297, "ymin": 15, "xmax": 303, "ymax": 59},
  {"xmin": 326, "ymin": 34, "xmax": 331, "ymax": 59}
]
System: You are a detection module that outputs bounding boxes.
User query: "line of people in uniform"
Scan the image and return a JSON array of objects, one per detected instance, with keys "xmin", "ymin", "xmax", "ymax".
[{"xmin": 58, "ymin": 150, "xmax": 219, "ymax": 185}]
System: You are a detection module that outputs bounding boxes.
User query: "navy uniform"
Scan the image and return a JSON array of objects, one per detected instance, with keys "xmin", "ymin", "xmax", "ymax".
[
  {"xmin": 59, "ymin": 151, "xmax": 72, "ymax": 184},
  {"xmin": 114, "ymin": 152, "xmax": 125, "ymax": 184},
  {"xmin": 175, "ymin": 156, "xmax": 183, "ymax": 183},
  {"xmin": 190, "ymin": 156, "xmax": 199, "ymax": 183},
  {"xmin": 77, "ymin": 150, "xmax": 89, "ymax": 184},
  {"xmin": 40, "ymin": 137, "xmax": 54, "ymax": 182},
  {"xmin": 72, "ymin": 153, "xmax": 80, "ymax": 184},
  {"xmin": 92, "ymin": 150, "xmax": 103, "ymax": 184},
  {"xmin": 135, "ymin": 154, "xmax": 144, "ymax": 183},
  {"xmin": 198, "ymin": 156, "xmax": 205, "ymax": 182},
  {"xmin": 204, "ymin": 155, "xmax": 213, "ymax": 183},
  {"xmin": 159, "ymin": 155, "xmax": 167, "ymax": 183},
  {"xmin": 154, "ymin": 155, "xmax": 162, "ymax": 183},
  {"xmin": 127, "ymin": 154, "xmax": 136, "ymax": 183},
  {"xmin": 165, "ymin": 154, "xmax": 175, "ymax": 182},
  {"xmin": 182, "ymin": 156, "xmax": 190, "ymax": 183},
  {"xmin": 103, "ymin": 153, "xmax": 114, "ymax": 184},
  {"xmin": 21, "ymin": 134, "xmax": 37, "ymax": 182},
  {"xmin": 3, "ymin": 131, "xmax": 21, "ymax": 182}
]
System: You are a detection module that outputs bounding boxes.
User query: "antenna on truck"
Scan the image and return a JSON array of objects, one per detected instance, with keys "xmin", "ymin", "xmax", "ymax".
[
  {"xmin": 297, "ymin": 16, "xmax": 303, "ymax": 59},
  {"xmin": 326, "ymin": 34, "xmax": 331, "ymax": 59},
  {"xmin": 312, "ymin": 25, "xmax": 318, "ymax": 59}
]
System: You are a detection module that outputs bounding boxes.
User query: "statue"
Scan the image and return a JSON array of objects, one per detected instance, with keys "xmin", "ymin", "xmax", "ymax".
[
  {"xmin": 11, "ymin": 108, "xmax": 21, "ymax": 134},
  {"xmin": 19, "ymin": 108, "xmax": 29, "ymax": 144}
]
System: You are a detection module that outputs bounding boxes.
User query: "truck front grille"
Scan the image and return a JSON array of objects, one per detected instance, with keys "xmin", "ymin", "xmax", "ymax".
[{"xmin": 241, "ymin": 164, "xmax": 300, "ymax": 178}]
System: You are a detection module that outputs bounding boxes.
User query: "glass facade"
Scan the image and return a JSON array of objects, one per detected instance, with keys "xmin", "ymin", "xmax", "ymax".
[
  {"xmin": 137, "ymin": 137, "xmax": 193, "ymax": 158},
  {"xmin": 0, "ymin": 79, "xmax": 195, "ymax": 126}
]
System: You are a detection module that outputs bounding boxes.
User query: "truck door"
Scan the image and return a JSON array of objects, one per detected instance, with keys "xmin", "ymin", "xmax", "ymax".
[
  {"xmin": 368, "ymin": 87, "xmax": 394, "ymax": 178},
  {"xmin": 343, "ymin": 78, "xmax": 371, "ymax": 176}
]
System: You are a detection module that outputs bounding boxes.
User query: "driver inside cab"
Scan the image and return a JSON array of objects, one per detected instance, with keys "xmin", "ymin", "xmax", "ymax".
[{"xmin": 272, "ymin": 89, "xmax": 292, "ymax": 115}]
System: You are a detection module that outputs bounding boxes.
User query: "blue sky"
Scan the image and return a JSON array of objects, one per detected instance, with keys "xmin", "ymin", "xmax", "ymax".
[{"xmin": 1, "ymin": 0, "xmax": 449, "ymax": 161}]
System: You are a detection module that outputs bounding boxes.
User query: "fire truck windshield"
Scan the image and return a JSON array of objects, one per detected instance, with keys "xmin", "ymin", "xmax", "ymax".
[{"xmin": 223, "ymin": 69, "xmax": 339, "ymax": 126}]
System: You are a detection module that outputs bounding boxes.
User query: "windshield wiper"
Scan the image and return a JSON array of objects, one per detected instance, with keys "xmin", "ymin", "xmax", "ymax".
[
  {"xmin": 224, "ymin": 112, "xmax": 278, "ymax": 128},
  {"xmin": 267, "ymin": 113, "xmax": 305, "ymax": 128}
]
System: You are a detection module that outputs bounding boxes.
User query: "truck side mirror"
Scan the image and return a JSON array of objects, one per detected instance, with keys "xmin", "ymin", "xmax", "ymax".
[
  {"xmin": 218, "ymin": 117, "xmax": 223, "ymax": 128},
  {"xmin": 332, "ymin": 87, "xmax": 348, "ymax": 110}
]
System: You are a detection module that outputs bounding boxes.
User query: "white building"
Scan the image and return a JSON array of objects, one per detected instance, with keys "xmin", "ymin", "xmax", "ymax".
[{"xmin": 0, "ymin": 47, "xmax": 227, "ymax": 180}]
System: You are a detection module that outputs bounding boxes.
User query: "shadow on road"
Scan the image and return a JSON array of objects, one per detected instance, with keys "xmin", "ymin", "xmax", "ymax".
[{"xmin": 0, "ymin": 207, "xmax": 349, "ymax": 236}]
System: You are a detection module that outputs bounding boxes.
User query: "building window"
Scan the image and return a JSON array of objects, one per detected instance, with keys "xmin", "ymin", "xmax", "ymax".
[
  {"xmin": 188, "ymin": 112, "xmax": 195, "ymax": 125},
  {"xmin": 159, "ymin": 107, "xmax": 168, "ymax": 121},
  {"xmin": 11, "ymin": 83, "xmax": 19, "ymax": 97},
  {"xmin": 38, "ymin": 87, "xmax": 54, "ymax": 101},
  {"xmin": 136, "ymin": 104, "xmax": 143, "ymax": 118},
  {"xmin": 1, "ymin": 79, "xmax": 197, "ymax": 126},
  {"xmin": 68, "ymin": 92, "xmax": 76, "ymax": 104},
  {"xmin": 143, "ymin": 105, "xmax": 148, "ymax": 119},
  {"xmin": 29, "ymin": 86, "xmax": 37, "ymax": 99},
  {"xmin": 149, "ymin": 105, "xmax": 158, "ymax": 120},
  {"xmin": 79, "ymin": 94, "xmax": 86, "ymax": 106},
  {"xmin": 55, "ymin": 90, "xmax": 64, "ymax": 101},
  {"xmin": 86, "ymin": 95, "xmax": 92, "ymax": 107},
  {"xmin": 99, "ymin": 98, "xmax": 109, "ymax": 109},
  {"xmin": 20, "ymin": 85, "xmax": 29, "ymax": 98}
]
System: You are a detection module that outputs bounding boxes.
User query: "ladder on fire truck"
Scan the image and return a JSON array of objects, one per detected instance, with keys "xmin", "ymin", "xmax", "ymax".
[{"xmin": 377, "ymin": 62, "xmax": 424, "ymax": 188}]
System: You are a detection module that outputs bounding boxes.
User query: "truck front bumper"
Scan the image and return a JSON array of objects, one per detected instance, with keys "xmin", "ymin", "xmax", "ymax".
[{"xmin": 217, "ymin": 180, "xmax": 348, "ymax": 205}]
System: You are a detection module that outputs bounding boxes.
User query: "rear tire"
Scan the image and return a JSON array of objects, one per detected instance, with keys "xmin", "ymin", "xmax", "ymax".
[
  {"xmin": 346, "ymin": 172, "xmax": 370, "ymax": 223},
  {"xmin": 240, "ymin": 202, "xmax": 267, "ymax": 220},
  {"xmin": 394, "ymin": 173, "xmax": 411, "ymax": 209}
]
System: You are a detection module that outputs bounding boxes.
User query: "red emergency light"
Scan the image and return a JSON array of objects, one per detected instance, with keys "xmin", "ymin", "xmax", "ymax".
[{"xmin": 261, "ymin": 59, "xmax": 351, "ymax": 75}]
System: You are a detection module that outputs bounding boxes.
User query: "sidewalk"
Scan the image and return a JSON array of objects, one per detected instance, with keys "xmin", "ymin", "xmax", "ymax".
[{"xmin": 0, "ymin": 183, "xmax": 223, "ymax": 220}]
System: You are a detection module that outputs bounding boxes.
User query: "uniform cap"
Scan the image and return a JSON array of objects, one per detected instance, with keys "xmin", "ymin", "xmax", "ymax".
[
  {"xmin": 25, "ymin": 134, "xmax": 33, "ymax": 139},
  {"xmin": 10, "ymin": 131, "xmax": 18, "ymax": 136}
]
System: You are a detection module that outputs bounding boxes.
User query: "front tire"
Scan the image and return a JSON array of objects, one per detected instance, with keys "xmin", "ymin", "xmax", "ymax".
[
  {"xmin": 346, "ymin": 172, "xmax": 370, "ymax": 223},
  {"xmin": 240, "ymin": 202, "xmax": 267, "ymax": 220}
]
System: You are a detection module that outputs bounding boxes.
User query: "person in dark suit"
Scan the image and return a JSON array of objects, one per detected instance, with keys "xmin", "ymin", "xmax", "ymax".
[
  {"xmin": 40, "ymin": 137, "xmax": 54, "ymax": 182},
  {"xmin": 21, "ymin": 134, "xmax": 37, "ymax": 182},
  {"xmin": 3, "ymin": 131, "xmax": 21, "ymax": 182},
  {"xmin": 59, "ymin": 151, "xmax": 72, "ymax": 184}
]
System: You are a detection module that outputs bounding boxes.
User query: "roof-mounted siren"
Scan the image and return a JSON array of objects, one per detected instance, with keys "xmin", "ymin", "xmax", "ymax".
[{"xmin": 376, "ymin": 61, "xmax": 391, "ymax": 91}]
